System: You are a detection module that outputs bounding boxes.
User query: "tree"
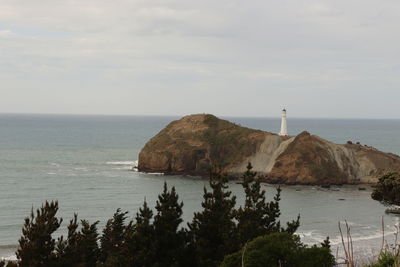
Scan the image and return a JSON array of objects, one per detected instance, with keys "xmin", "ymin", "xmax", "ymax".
[
  {"xmin": 16, "ymin": 201, "xmax": 62, "ymax": 267},
  {"xmin": 153, "ymin": 182, "xmax": 186, "ymax": 267},
  {"xmin": 124, "ymin": 199, "xmax": 155, "ymax": 267},
  {"xmin": 220, "ymin": 232, "xmax": 335, "ymax": 267},
  {"xmin": 189, "ymin": 170, "xmax": 238, "ymax": 267},
  {"xmin": 371, "ymin": 172, "xmax": 400, "ymax": 205},
  {"xmin": 78, "ymin": 220, "xmax": 100, "ymax": 267},
  {"xmin": 99, "ymin": 209, "xmax": 129, "ymax": 266},
  {"xmin": 236, "ymin": 163, "xmax": 300, "ymax": 246},
  {"xmin": 55, "ymin": 214, "xmax": 80, "ymax": 266},
  {"xmin": 55, "ymin": 215, "xmax": 100, "ymax": 267}
]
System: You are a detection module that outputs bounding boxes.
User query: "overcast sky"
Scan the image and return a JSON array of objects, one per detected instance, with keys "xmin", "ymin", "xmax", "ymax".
[{"xmin": 1, "ymin": 0, "xmax": 399, "ymax": 118}]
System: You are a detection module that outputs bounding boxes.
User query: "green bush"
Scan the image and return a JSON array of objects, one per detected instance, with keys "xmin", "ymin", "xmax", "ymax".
[
  {"xmin": 221, "ymin": 232, "xmax": 335, "ymax": 267},
  {"xmin": 367, "ymin": 250, "xmax": 399, "ymax": 267},
  {"xmin": 371, "ymin": 172, "xmax": 400, "ymax": 205}
]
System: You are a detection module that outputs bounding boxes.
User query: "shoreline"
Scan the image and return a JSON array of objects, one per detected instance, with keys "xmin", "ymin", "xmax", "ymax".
[{"xmin": 0, "ymin": 246, "xmax": 17, "ymax": 262}]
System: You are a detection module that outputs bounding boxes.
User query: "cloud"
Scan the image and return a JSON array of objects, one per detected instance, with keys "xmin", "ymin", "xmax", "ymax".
[
  {"xmin": 0, "ymin": 0, "xmax": 399, "ymax": 118},
  {"xmin": 0, "ymin": 29, "xmax": 15, "ymax": 38}
]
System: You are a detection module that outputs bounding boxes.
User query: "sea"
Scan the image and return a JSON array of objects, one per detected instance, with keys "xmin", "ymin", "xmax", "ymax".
[{"xmin": 1, "ymin": 113, "xmax": 400, "ymax": 262}]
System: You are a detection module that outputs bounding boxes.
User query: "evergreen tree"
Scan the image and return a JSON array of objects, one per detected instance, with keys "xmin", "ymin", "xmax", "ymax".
[
  {"xmin": 153, "ymin": 182, "xmax": 186, "ymax": 267},
  {"xmin": 99, "ymin": 209, "xmax": 129, "ymax": 266},
  {"xmin": 236, "ymin": 163, "xmax": 300, "ymax": 246},
  {"xmin": 55, "ymin": 215, "xmax": 100, "ymax": 267},
  {"xmin": 78, "ymin": 219, "xmax": 100, "ymax": 267},
  {"xmin": 236, "ymin": 162, "xmax": 270, "ymax": 244},
  {"xmin": 55, "ymin": 214, "xmax": 80, "ymax": 266},
  {"xmin": 189, "ymin": 171, "xmax": 238, "ymax": 267},
  {"xmin": 16, "ymin": 201, "xmax": 62, "ymax": 267},
  {"xmin": 124, "ymin": 199, "xmax": 155, "ymax": 267}
]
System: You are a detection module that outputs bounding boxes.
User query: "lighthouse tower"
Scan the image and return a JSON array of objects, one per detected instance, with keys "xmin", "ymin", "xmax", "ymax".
[{"xmin": 279, "ymin": 109, "xmax": 288, "ymax": 136}]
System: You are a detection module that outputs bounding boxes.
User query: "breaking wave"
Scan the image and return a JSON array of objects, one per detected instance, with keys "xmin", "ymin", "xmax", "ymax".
[{"xmin": 106, "ymin": 160, "xmax": 138, "ymax": 171}]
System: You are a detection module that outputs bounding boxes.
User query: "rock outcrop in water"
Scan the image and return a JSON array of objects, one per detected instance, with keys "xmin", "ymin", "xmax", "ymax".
[{"xmin": 138, "ymin": 114, "xmax": 400, "ymax": 184}]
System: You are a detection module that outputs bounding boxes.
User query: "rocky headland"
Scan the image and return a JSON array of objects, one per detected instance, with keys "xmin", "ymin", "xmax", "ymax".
[{"xmin": 138, "ymin": 114, "xmax": 400, "ymax": 185}]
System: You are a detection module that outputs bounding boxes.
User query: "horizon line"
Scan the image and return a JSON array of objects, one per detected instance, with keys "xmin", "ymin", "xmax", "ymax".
[{"xmin": 0, "ymin": 111, "xmax": 399, "ymax": 120}]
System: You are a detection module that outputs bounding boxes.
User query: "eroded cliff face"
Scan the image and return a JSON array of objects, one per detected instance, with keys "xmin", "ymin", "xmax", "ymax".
[
  {"xmin": 138, "ymin": 114, "xmax": 269, "ymax": 175},
  {"xmin": 138, "ymin": 114, "xmax": 400, "ymax": 184},
  {"xmin": 266, "ymin": 132, "xmax": 359, "ymax": 184}
]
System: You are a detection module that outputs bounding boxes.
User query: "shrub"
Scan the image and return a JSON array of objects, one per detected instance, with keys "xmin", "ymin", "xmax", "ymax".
[
  {"xmin": 221, "ymin": 232, "xmax": 335, "ymax": 267},
  {"xmin": 371, "ymin": 172, "xmax": 400, "ymax": 205},
  {"xmin": 367, "ymin": 250, "xmax": 399, "ymax": 267}
]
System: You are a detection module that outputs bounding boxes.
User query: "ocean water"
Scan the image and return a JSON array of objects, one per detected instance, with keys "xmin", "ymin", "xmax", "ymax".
[{"xmin": 1, "ymin": 114, "xmax": 400, "ymax": 261}]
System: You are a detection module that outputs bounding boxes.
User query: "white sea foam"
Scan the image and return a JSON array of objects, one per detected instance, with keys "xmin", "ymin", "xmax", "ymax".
[
  {"xmin": 1, "ymin": 254, "xmax": 17, "ymax": 261},
  {"xmin": 106, "ymin": 160, "xmax": 138, "ymax": 171},
  {"xmin": 106, "ymin": 161, "xmax": 136, "ymax": 166},
  {"xmin": 113, "ymin": 166, "xmax": 134, "ymax": 170},
  {"xmin": 297, "ymin": 230, "xmax": 326, "ymax": 244},
  {"xmin": 298, "ymin": 224, "xmax": 398, "ymax": 248},
  {"xmin": 328, "ymin": 229, "xmax": 397, "ymax": 246}
]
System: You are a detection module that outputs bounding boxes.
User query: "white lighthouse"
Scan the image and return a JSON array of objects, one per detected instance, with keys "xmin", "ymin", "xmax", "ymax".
[{"xmin": 279, "ymin": 108, "xmax": 288, "ymax": 136}]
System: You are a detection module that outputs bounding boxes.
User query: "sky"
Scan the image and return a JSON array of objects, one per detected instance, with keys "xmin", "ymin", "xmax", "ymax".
[{"xmin": 0, "ymin": 0, "xmax": 400, "ymax": 118}]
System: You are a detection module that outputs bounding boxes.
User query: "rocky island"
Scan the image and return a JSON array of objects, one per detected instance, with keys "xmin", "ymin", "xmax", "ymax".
[{"xmin": 138, "ymin": 114, "xmax": 400, "ymax": 185}]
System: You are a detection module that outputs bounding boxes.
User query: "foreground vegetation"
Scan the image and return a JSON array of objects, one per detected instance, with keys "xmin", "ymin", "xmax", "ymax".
[
  {"xmin": 2, "ymin": 169, "xmax": 400, "ymax": 266},
  {"xmin": 0, "ymin": 163, "xmax": 335, "ymax": 267},
  {"xmin": 372, "ymin": 172, "xmax": 400, "ymax": 206}
]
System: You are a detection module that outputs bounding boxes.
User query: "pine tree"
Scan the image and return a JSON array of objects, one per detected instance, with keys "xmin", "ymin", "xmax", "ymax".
[
  {"xmin": 189, "ymin": 170, "xmax": 238, "ymax": 267},
  {"xmin": 99, "ymin": 209, "xmax": 129, "ymax": 266},
  {"xmin": 236, "ymin": 163, "xmax": 300, "ymax": 246},
  {"xmin": 16, "ymin": 201, "xmax": 62, "ymax": 267},
  {"xmin": 153, "ymin": 182, "xmax": 186, "ymax": 267},
  {"xmin": 78, "ymin": 219, "xmax": 100, "ymax": 267},
  {"xmin": 124, "ymin": 199, "xmax": 155, "ymax": 267},
  {"xmin": 236, "ymin": 162, "xmax": 267, "ymax": 245},
  {"xmin": 55, "ymin": 213, "xmax": 80, "ymax": 266}
]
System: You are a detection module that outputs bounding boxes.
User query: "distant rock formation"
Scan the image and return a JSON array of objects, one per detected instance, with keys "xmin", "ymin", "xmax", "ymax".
[{"xmin": 138, "ymin": 114, "xmax": 400, "ymax": 184}]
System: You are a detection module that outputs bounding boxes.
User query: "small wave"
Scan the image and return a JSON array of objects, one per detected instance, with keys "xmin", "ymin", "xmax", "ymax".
[
  {"xmin": 297, "ymin": 230, "xmax": 317, "ymax": 237},
  {"xmin": 106, "ymin": 161, "xmax": 136, "ymax": 166},
  {"xmin": 107, "ymin": 160, "xmax": 138, "ymax": 171},
  {"xmin": 329, "ymin": 229, "xmax": 397, "ymax": 245},
  {"xmin": 0, "ymin": 245, "xmax": 17, "ymax": 262},
  {"xmin": 297, "ymin": 230, "xmax": 326, "ymax": 244},
  {"xmin": 1, "ymin": 254, "xmax": 17, "ymax": 261}
]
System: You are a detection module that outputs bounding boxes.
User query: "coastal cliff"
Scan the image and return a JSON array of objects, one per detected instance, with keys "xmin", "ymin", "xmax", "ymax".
[{"xmin": 138, "ymin": 114, "xmax": 400, "ymax": 184}]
